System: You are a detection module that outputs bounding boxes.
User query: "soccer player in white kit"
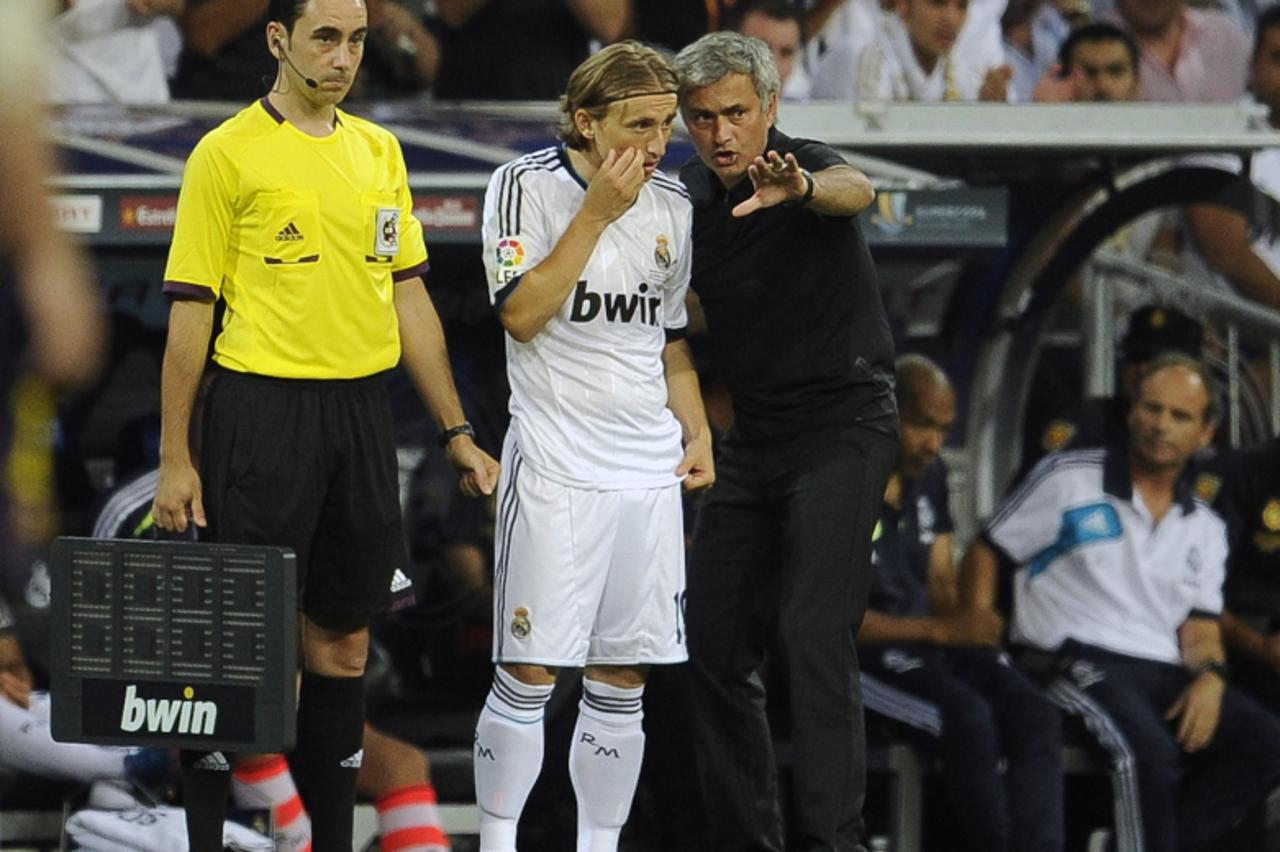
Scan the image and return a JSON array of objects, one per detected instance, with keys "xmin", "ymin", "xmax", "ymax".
[{"xmin": 472, "ymin": 42, "xmax": 715, "ymax": 852}]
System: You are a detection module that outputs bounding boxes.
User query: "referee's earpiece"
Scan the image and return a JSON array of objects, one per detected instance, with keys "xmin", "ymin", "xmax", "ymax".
[{"xmin": 272, "ymin": 35, "xmax": 319, "ymax": 89}]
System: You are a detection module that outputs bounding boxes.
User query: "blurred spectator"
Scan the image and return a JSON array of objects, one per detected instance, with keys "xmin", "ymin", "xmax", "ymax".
[
  {"xmin": 0, "ymin": 6, "xmax": 105, "ymax": 394},
  {"xmin": 732, "ymin": 0, "xmax": 813, "ymax": 99},
  {"xmin": 430, "ymin": 0, "xmax": 629, "ymax": 100},
  {"xmin": 809, "ymin": 0, "xmax": 1011, "ymax": 92},
  {"xmin": 2, "ymin": 0, "xmax": 106, "ymax": 592},
  {"xmin": 810, "ymin": 0, "xmax": 1014, "ymax": 102},
  {"xmin": 861, "ymin": 355, "xmax": 1065, "ymax": 852},
  {"xmin": 1018, "ymin": 305, "xmax": 1203, "ymax": 480},
  {"xmin": 170, "ymin": 0, "xmax": 270, "ymax": 100},
  {"xmin": 1033, "ymin": 21, "xmax": 1139, "ymax": 102},
  {"xmin": 358, "ymin": 0, "xmax": 440, "ymax": 97},
  {"xmin": 625, "ymin": 0, "xmax": 738, "ymax": 52},
  {"xmin": 804, "ymin": 0, "xmax": 866, "ymax": 39},
  {"xmin": 1003, "ymin": 0, "xmax": 1086, "ymax": 102},
  {"xmin": 1182, "ymin": 6, "xmax": 1280, "ymax": 312},
  {"xmin": 49, "ymin": 0, "xmax": 184, "ymax": 104},
  {"xmin": 1111, "ymin": 0, "xmax": 1248, "ymax": 102},
  {"xmin": 965, "ymin": 355, "xmax": 1280, "ymax": 852}
]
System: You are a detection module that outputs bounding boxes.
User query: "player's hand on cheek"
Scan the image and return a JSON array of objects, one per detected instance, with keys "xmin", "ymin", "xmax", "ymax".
[{"xmin": 582, "ymin": 147, "xmax": 643, "ymax": 226}]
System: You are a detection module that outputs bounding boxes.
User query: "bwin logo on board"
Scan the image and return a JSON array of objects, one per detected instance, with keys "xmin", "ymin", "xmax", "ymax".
[{"xmin": 119, "ymin": 684, "xmax": 218, "ymax": 736}]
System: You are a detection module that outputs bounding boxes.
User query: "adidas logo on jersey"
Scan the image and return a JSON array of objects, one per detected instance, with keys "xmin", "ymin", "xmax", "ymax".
[
  {"xmin": 275, "ymin": 222, "xmax": 304, "ymax": 242},
  {"xmin": 569, "ymin": 281, "xmax": 661, "ymax": 327},
  {"xmin": 1079, "ymin": 508, "xmax": 1112, "ymax": 536},
  {"xmin": 340, "ymin": 749, "xmax": 364, "ymax": 769}
]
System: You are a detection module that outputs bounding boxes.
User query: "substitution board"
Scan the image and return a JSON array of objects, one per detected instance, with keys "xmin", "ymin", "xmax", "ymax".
[{"xmin": 49, "ymin": 537, "xmax": 297, "ymax": 752}]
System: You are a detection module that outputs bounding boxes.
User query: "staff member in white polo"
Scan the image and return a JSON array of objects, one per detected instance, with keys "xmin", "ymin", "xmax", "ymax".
[{"xmin": 963, "ymin": 353, "xmax": 1280, "ymax": 852}]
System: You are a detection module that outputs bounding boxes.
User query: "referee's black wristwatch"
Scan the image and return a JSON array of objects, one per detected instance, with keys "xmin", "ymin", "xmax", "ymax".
[{"xmin": 438, "ymin": 421, "xmax": 476, "ymax": 448}]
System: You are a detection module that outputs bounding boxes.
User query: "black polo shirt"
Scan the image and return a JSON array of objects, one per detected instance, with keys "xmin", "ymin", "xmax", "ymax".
[
  {"xmin": 1202, "ymin": 438, "xmax": 1280, "ymax": 619},
  {"xmin": 680, "ymin": 128, "xmax": 896, "ymax": 440},
  {"xmin": 870, "ymin": 461, "xmax": 953, "ymax": 618}
]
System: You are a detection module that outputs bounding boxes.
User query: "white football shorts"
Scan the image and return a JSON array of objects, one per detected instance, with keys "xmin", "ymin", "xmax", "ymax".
[{"xmin": 492, "ymin": 437, "xmax": 688, "ymax": 666}]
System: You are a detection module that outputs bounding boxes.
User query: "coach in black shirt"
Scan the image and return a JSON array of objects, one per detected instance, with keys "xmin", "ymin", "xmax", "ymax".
[{"xmin": 674, "ymin": 32, "xmax": 897, "ymax": 852}]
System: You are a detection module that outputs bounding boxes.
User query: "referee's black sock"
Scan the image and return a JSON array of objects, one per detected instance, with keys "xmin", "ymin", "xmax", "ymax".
[
  {"xmin": 292, "ymin": 670, "xmax": 365, "ymax": 852},
  {"xmin": 179, "ymin": 749, "xmax": 232, "ymax": 852}
]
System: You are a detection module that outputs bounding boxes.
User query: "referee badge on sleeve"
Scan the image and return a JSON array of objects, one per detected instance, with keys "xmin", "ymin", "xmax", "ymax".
[{"xmin": 375, "ymin": 207, "xmax": 400, "ymax": 257}]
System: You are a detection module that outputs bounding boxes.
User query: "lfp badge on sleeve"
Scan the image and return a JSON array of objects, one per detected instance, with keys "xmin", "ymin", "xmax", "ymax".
[{"xmin": 375, "ymin": 207, "xmax": 400, "ymax": 257}]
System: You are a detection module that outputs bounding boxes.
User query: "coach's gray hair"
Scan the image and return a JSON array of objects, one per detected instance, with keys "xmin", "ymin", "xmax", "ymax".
[{"xmin": 673, "ymin": 31, "xmax": 781, "ymax": 107}]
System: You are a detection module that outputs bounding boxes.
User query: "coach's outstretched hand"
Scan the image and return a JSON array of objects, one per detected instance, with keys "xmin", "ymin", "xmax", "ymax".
[
  {"xmin": 154, "ymin": 461, "xmax": 206, "ymax": 533},
  {"xmin": 447, "ymin": 437, "xmax": 500, "ymax": 497},
  {"xmin": 581, "ymin": 147, "xmax": 646, "ymax": 226},
  {"xmin": 732, "ymin": 150, "xmax": 808, "ymax": 218}
]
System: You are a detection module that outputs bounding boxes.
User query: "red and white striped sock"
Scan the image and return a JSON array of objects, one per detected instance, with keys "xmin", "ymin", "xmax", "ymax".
[
  {"xmin": 376, "ymin": 783, "xmax": 451, "ymax": 852},
  {"xmin": 231, "ymin": 755, "xmax": 312, "ymax": 852}
]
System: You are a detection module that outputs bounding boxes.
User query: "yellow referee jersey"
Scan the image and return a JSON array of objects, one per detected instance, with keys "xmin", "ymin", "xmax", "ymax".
[{"xmin": 163, "ymin": 98, "xmax": 430, "ymax": 379}]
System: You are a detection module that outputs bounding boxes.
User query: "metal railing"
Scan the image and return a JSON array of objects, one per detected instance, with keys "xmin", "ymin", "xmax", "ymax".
[{"xmin": 1083, "ymin": 249, "xmax": 1280, "ymax": 446}]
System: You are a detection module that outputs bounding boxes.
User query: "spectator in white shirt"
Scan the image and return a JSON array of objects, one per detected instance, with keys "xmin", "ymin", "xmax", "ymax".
[{"xmin": 810, "ymin": 0, "xmax": 1014, "ymax": 101}]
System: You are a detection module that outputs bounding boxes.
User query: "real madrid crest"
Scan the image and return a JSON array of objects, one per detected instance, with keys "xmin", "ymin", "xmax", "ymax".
[
  {"xmin": 1263, "ymin": 499, "xmax": 1280, "ymax": 532},
  {"xmin": 511, "ymin": 606, "xmax": 532, "ymax": 639},
  {"xmin": 654, "ymin": 234, "xmax": 672, "ymax": 271}
]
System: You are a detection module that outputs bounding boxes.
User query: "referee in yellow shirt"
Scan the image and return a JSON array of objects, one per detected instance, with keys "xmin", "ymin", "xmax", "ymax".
[{"xmin": 153, "ymin": 1, "xmax": 499, "ymax": 848}]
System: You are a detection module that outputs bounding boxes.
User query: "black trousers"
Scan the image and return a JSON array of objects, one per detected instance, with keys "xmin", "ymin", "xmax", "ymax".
[
  {"xmin": 863, "ymin": 647, "xmax": 1064, "ymax": 852},
  {"xmin": 686, "ymin": 425, "xmax": 896, "ymax": 852},
  {"xmin": 1051, "ymin": 641, "xmax": 1280, "ymax": 852}
]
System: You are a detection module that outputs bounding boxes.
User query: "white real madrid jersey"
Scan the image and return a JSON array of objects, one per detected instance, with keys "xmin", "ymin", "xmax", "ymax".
[{"xmin": 482, "ymin": 147, "xmax": 691, "ymax": 490}]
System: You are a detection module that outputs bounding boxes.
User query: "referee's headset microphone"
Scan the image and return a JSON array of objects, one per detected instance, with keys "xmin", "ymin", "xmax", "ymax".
[{"xmin": 274, "ymin": 38, "xmax": 319, "ymax": 89}]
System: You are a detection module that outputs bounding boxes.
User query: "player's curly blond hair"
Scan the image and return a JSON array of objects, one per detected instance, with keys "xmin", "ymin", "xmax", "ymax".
[{"xmin": 559, "ymin": 41, "xmax": 679, "ymax": 152}]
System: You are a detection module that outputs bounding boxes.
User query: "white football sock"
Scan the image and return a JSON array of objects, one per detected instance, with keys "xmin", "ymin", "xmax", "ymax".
[
  {"xmin": 474, "ymin": 668, "xmax": 554, "ymax": 852},
  {"xmin": 569, "ymin": 679, "xmax": 645, "ymax": 852}
]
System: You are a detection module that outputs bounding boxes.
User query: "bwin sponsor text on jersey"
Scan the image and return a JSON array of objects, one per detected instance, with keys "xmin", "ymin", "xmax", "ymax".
[{"xmin": 568, "ymin": 281, "xmax": 663, "ymax": 326}]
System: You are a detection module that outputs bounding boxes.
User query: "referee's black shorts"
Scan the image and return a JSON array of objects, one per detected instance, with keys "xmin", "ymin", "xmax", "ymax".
[{"xmin": 200, "ymin": 366, "xmax": 407, "ymax": 628}]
